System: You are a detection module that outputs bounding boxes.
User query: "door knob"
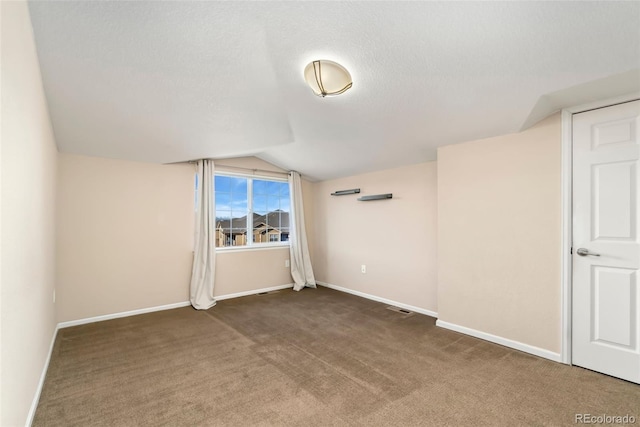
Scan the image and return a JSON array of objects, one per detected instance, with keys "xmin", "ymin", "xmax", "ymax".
[{"xmin": 577, "ymin": 248, "xmax": 600, "ymax": 257}]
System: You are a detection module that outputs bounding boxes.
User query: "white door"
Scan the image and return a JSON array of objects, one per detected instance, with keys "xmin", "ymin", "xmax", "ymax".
[{"xmin": 572, "ymin": 99, "xmax": 640, "ymax": 383}]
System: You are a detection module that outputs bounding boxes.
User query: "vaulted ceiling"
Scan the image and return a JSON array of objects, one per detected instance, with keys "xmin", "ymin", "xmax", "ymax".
[{"xmin": 28, "ymin": 1, "xmax": 640, "ymax": 181}]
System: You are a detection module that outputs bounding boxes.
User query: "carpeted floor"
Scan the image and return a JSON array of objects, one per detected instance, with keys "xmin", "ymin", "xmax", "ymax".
[{"xmin": 34, "ymin": 286, "xmax": 639, "ymax": 426}]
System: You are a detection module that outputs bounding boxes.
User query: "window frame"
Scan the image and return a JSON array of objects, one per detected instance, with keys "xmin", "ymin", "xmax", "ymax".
[{"xmin": 213, "ymin": 171, "xmax": 290, "ymax": 252}]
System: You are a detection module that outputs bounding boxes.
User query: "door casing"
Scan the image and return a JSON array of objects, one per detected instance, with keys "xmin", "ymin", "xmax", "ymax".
[{"xmin": 560, "ymin": 91, "xmax": 640, "ymax": 365}]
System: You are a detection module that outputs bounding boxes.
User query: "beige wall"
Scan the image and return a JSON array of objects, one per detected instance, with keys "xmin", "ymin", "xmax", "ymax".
[
  {"xmin": 216, "ymin": 156, "xmax": 289, "ymax": 177},
  {"xmin": 312, "ymin": 162, "xmax": 438, "ymax": 313},
  {"xmin": 0, "ymin": 2, "xmax": 59, "ymax": 425},
  {"xmin": 57, "ymin": 155, "xmax": 301, "ymax": 322},
  {"xmin": 437, "ymin": 114, "xmax": 561, "ymax": 353},
  {"xmin": 215, "ymin": 248, "xmax": 292, "ymax": 296},
  {"xmin": 57, "ymin": 154, "xmax": 196, "ymax": 322}
]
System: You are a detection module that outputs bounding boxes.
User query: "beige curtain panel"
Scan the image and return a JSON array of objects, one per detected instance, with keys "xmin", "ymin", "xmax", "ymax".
[
  {"xmin": 190, "ymin": 159, "xmax": 217, "ymax": 309},
  {"xmin": 288, "ymin": 171, "xmax": 316, "ymax": 291}
]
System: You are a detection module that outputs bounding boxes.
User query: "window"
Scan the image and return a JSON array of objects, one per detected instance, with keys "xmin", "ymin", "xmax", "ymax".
[{"xmin": 214, "ymin": 174, "xmax": 290, "ymax": 248}]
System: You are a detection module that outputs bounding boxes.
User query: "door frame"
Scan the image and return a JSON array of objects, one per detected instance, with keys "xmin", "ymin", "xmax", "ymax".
[{"xmin": 560, "ymin": 91, "xmax": 640, "ymax": 364}]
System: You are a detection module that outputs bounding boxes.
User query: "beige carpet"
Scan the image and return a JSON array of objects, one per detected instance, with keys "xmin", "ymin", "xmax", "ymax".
[{"xmin": 34, "ymin": 286, "xmax": 639, "ymax": 426}]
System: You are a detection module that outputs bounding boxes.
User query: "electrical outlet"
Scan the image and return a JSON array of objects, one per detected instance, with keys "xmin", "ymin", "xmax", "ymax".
[
  {"xmin": 361, "ymin": 265, "xmax": 366, "ymax": 274},
  {"xmin": 285, "ymin": 259, "xmax": 290, "ymax": 268}
]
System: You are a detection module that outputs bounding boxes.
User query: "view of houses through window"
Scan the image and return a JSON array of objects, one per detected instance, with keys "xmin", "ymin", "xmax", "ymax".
[{"xmin": 214, "ymin": 174, "xmax": 290, "ymax": 247}]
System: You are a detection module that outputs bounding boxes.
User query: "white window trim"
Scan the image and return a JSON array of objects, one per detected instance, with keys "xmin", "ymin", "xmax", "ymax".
[
  {"xmin": 215, "ymin": 169, "xmax": 288, "ymax": 182},
  {"xmin": 216, "ymin": 242, "xmax": 290, "ymax": 253},
  {"xmin": 214, "ymin": 171, "xmax": 290, "ymax": 252}
]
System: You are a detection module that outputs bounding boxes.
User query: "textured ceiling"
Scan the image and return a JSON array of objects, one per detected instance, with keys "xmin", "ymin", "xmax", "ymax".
[{"xmin": 28, "ymin": 1, "xmax": 640, "ymax": 181}]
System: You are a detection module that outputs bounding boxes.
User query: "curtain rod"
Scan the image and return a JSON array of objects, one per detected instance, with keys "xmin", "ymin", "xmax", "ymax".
[{"xmin": 189, "ymin": 161, "xmax": 290, "ymax": 177}]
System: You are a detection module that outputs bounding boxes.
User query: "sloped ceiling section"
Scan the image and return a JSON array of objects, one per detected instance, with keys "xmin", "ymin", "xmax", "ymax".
[
  {"xmin": 521, "ymin": 69, "xmax": 640, "ymax": 131},
  {"xmin": 28, "ymin": 2, "xmax": 294, "ymax": 163},
  {"xmin": 28, "ymin": 1, "xmax": 640, "ymax": 181}
]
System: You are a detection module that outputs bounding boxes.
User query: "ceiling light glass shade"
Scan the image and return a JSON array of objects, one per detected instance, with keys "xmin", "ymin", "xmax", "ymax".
[{"xmin": 304, "ymin": 60, "xmax": 352, "ymax": 97}]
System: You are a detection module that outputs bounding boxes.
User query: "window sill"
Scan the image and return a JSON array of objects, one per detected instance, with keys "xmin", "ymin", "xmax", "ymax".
[{"xmin": 215, "ymin": 243, "xmax": 290, "ymax": 253}]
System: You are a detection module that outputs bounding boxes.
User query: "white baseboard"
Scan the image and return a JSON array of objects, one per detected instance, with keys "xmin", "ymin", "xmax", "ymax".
[
  {"xmin": 26, "ymin": 323, "xmax": 59, "ymax": 426},
  {"xmin": 317, "ymin": 281, "xmax": 438, "ymax": 318},
  {"xmin": 57, "ymin": 284, "xmax": 297, "ymax": 329},
  {"xmin": 57, "ymin": 301, "xmax": 192, "ymax": 329},
  {"xmin": 436, "ymin": 319, "xmax": 562, "ymax": 363},
  {"xmin": 215, "ymin": 283, "xmax": 294, "ymax": 301}
]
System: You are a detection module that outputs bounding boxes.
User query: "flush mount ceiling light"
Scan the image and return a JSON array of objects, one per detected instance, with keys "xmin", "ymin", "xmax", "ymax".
[{"xmin": 304, "ymin": 60, "xmax": 352, "ymax": 97}]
